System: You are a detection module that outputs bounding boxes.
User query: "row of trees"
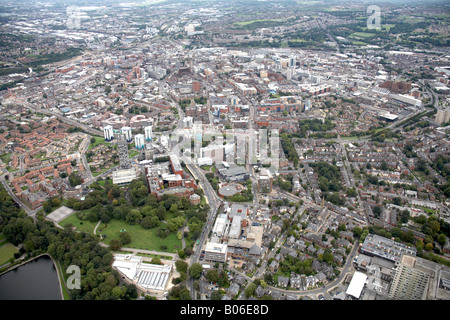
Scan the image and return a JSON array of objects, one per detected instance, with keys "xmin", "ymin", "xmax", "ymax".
[{"xmin": 280, "ymin": 133, "xmax": 299, "ymax": 168}]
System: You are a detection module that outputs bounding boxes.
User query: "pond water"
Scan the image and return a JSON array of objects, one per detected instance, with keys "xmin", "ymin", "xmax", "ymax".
[{"xmin": 0, "ymin": 255, "xmax": 62, "ymax": 300}]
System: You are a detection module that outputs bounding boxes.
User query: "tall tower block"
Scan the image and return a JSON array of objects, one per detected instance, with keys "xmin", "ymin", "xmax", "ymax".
[
  {"xmin": 144, "ymin": 125, "xmax": 153, "ymax": 142},
  {"xmin": 103, "ymin": 125, "xmax": 114, "ymax": 141}
]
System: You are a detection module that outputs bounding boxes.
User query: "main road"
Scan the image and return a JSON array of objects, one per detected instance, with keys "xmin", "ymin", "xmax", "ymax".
[
  {"xmin": 0, "ymin": 176, "xmax": 42, "ymax": 219},
  {"xmin": 167, "ymin": 87, "xmax": 224, "ymax": 299}
]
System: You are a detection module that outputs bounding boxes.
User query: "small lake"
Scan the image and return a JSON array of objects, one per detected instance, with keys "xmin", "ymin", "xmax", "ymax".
[{"xmin": 0, "ymin": 255, "xmax": 62, "ymax": 300}]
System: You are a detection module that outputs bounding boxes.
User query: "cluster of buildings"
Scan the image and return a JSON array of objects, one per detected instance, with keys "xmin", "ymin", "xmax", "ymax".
[
  {"xmin": 202, "ymin": 204, "xmax": 265, "ymax": 265},
  {"xmin": 346, "ymin": 234, "xmax": 450, "ymax": 300},
  {"xmin": 143, "ymin": 154, "xmax": 199, "ymax": 201},
  {"xmin": 0, "ymin": 0, "xmax": 449, "ymax": 302},
  {"xmin": 0, "ymin": 105, "xmax": 92, "ymax": 209}
]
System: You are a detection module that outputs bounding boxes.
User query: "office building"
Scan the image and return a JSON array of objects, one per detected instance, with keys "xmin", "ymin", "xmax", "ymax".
[
  {"xmin": 169, "ymin": 154, "xmax": 183, "ymax": 177},
  {"xmin": 200, "ymin": 144, "xmax": 225, "ymax": 163},
  {"xmin": 204, "ymin": 242, "xmax": 228, "ymax": 263},
  {"xmin": 183, "ymin": 116, "xmax": 193, "ymax": 129},
  {"xmin": 212, "ymin": 213, "xmax": 228, "ymax": 238},
  {"xmin": 435, "ymin": 108, "xmax": 450, "ymax": 125},
  {"xmin": 346, "ymin": 272, "xmax": 368, "ymax": 299}
]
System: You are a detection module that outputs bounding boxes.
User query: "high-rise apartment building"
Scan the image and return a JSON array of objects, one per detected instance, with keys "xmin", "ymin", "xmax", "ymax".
[
  {"xmin": 144, "ymin": 125, "xmax": 153, "ymax": 142},
  {"xmin": 135, "ymin": 134, "xmax": 145, "ymax": 149},
  {"xmin": 103, "ymin": 125, "xmax": 114, "ymax": 141},
  {"xmin": 121, "ymin": 126, "xmax": 132, "ymax": 142},
  {"xmin": 389, "ymin": 255, "xmax": 432, "ymax": 300}
]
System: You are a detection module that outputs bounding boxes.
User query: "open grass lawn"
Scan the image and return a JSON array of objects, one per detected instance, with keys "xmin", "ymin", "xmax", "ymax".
[
  {"xmin": 0, "ymin": 152, "xmax": 11, "ymax": 163},
  {"xmin": 59, "ymin": 211, "xmax": 99, "ymax": 234},
  {"xmin": 129, "ymin": 149, "xmax": 140, "ymax": 158},
  {"xmin": 92, "ymin": 166, "xmax": 113, "ymax": 177},
  {"xmin": 235, "ymin": 18, "xmax": 284, "ymax": 26},
  {"xmin": 361, "ymin": 24, "xmax": 395, "ymax": 32},
  {"xmin": 351, "ymin": 40, "xmax": 368, "ymax": 46},
  {"xmin": 99, "ymin": 219, "xmax": 183, "ymax": 253},
  {"xmin": 88, "ymin": 136, "xmax": 108, "ymax": 150},
  {"xmin": 350, "ymin": 32, "xmax": 376, "ymax": 38},
  {"xmin": 97, "ymin": 179, "xmax": 112, "ymax": 187},
  {"xmin": 413, "ymin": 170, "xmax": 429, "ymax": 183},
  {"xmin": 0, "ymin": 243, "xmax": 19, "ymax": 265}
]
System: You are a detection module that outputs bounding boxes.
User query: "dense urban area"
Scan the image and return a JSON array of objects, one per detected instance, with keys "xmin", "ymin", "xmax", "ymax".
[{"xmin": 0, "ymin": 0, "xmax": 449, "ymax": 304}]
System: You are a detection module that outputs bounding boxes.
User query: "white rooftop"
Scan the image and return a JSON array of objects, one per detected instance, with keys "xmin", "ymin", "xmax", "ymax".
[{"xmin": 346, "ymin": 272, "xmax": 367, "ymax": 299}]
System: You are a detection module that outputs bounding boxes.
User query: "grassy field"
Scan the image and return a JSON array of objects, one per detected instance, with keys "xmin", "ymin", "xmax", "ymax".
[
  {"xmin": 97, "ymin": 178, "xmax": 112, "ymax": 187},
  {"xmin": 398, "ymin": 15, "xmax": 422, "ymax": 23},
  {"xmin": 88, "ymin": 136, "xmax": 108, "ymax": 150},
  {"xmin": 129, "ymin": 149, "xmax": 140, "ymax": 158},
  {"xmin": 350, "ymin": 32, "xmax": 376, "ymax": 38},
  {"xmin": 0, "ymin": 152, "xmax": 11, "ymax": 163},
  {"xmin": 235, "ymin": 18, "xmax": 284, "ymax": 26},
  {"xmin": 351, "ymin": 40, "xmax": 368, "ymax": 46},
  {"xmin": 98, "ymin": 219, "xmax": 183, "ymax": 253},
  {"xmin": 91, "ymin": 166, "xmax": 114, "ymax": 177},
  {"xmin": 59, "ymin": 211, "xmax": 99, "ymax": 233},
  {"xmin": 0, "ymin": 243, "xmax": 19, "ymax": 265},
  {"xmin": 59, "ymin": 212, "xmax": 185, "ymax": 253},
  {"xmin": 361, "ymin": 24, "xmax": 395, "ymax": 32}
]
